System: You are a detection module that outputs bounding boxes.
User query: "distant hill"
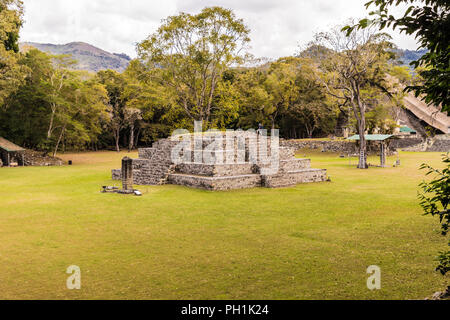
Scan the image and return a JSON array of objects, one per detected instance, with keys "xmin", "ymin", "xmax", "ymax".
[
  {"xmin": 395, "ymin": 48, "xmax": 428, "ymax": 68},
  {"xmin": 20, "ymin": 42, "xmax": 131, "ymax": 72}
]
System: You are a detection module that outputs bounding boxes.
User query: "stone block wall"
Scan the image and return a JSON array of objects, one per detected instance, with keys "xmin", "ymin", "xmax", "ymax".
[
  {"xmin": 390, "ymin": 137, "xmax": 423, "ymax": 149},
  {"xmin": 168, "ymin": 174, "xmax": 262, "ymax": 191},
  {"xmin": 280, "ymin": 139, "xmax": 388, "ymax": 155},
  {"xmin": 280, "ymin": 135, "xmax": 449, "ymax": 154},
  {"xmin": 427, "ymin": 135, "xmax": 450, "ymax": 152},
  {"xmin": 399, "ymin": 135, "xmax": 450, "ymax": 152},
  {"xmin": 138, "ymin": 148, "xmax": 155, "ymax": 159},
  {"xmin": 175, "ymin": 163, "xmax": 255, "ymax": 177}
]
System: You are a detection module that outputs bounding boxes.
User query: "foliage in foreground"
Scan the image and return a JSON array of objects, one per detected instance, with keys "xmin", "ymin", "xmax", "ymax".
[{"xmin": 419, "ymin": 154, "xmax": 450, "ymax": 275}]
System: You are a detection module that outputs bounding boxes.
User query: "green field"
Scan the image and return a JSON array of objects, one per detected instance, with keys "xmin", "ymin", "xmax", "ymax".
[{"xmin": 0, "ymin": 150, "xmax": 448, "ymax": 300}]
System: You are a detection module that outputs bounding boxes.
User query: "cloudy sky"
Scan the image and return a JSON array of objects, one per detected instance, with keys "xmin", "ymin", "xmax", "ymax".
[{"xmin": 21, "ymin": 0, "xmax": 419, "ymax": 59}]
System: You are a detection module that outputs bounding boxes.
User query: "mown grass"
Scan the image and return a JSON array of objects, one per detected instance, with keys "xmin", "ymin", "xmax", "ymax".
[{"xmin": 0, "ymin": 150, "xmax": 448, "ymax": 300}]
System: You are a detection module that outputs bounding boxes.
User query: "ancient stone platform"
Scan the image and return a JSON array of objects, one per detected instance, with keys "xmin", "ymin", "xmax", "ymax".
[{"xmin": 112, "ymin": 134, "xmax": 327, "ymax": 190}]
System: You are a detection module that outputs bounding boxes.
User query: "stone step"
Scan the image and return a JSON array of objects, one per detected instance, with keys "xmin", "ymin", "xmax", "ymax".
[
  {"xmin": 168, "ymin": 173, "xmax": 262, "ymax": 191},
  {"xmin": 262, "ymin": 169, "xmax": 327, "ymax": 188},
  {"xmin": 280, "ymin": 159, "xmax": 311, "ymax": 172},
  {"xmin": 175, "ymin": 163, "xmax": 255, "ymax": 176},
  {"xmin": 181, "ymin": 149, "xmax": 238, "ymax": 163},
  {"xmin": 255, "ymin": 159, "xmax": 311, "ymax": 174},
  {"xmin": 279, "ymin": 147, "xmax": 295, "ymax": 160}
]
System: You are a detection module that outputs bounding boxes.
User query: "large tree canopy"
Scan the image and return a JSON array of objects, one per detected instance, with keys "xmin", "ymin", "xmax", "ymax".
[
  {"xmin": 137, "ymin": 6, "xmax": 250, "ymax": 125},
  {"xmin": 0, "ymin": 0, "xmax": 22, "ymax": 52},
  {"xmin": 0, "ymin": 0, "xmax": 27, "ymax": 108}
]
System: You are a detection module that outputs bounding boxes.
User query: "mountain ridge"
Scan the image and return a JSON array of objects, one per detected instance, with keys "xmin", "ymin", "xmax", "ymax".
[
  {"xmin": 20, "ymin": 41, "xmax": 426, "ymax": 73},
  {"xmin": 19, "ymin": 41, "xmax": 131, "ymax": 73}
]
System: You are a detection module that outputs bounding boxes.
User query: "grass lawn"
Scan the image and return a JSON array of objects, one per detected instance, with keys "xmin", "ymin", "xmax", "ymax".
[{"xmin": 0, "ymin": 149, "xmax": 448, "ymax": 300}]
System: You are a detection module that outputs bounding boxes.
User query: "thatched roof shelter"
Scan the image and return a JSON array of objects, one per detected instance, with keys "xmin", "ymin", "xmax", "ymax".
[
  {"xmin": 347, "ymin": 134, "xmax": 398, "ymax": 168},
  {"xmin": 0, "ymin": 137, "xmax": 25, "ymax": 166}
]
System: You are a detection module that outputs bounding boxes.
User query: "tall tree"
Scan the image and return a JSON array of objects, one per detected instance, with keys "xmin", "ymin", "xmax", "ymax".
[
  {"xmin": 0, "ymin": 0, "xmax": 22, "ymax": 52},
  {"xmin": 314, "ymin": 25, "xmax": 394, "ymax": 169},
  {"xmin": 137, "ymin": 7, "xmax": 250, "ymax": 126},
  {"xmin": 235, "ymin": 58, "xmax": 299, "ymax": 130},
  {"xmin": 0, "ymin": 49, "xmax": 52, "ymax": 147},
  {"xmin": 0, "ymin": 0, "xmax": 27, "ymax": 108},
  {"xmin": 97, "ymin": 70, "xmax": 128, "ymax": 152},
  {"xmin": 44, "ymin": 55, "xmax": 76, "ymax": 141},
  {"xmin": 288, "ymin": 57, "xmax": 336, "ymax": 139},
  {"xmin": 0, "ymin": 49, "xmax": 109, "ymax": 154},
  {"xmin": 51, "ymin": 76, "xmax": 109, "ymax": 156},
  {"xmin": 235, "ymin": 57, "xmax": 335, "ymax": 136},
  {"xmin": 264, "ymin": 58, "xmax": 299, "ymax": 129}
]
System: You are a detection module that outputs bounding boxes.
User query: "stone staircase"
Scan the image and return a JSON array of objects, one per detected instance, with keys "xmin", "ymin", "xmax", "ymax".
[
  {"xmin": 112, "ymin": 139, "xmax": 178, "ymax": 186},
  {"xmin": 112, "ymin": 135, "xmax": 328, "ymax": 190}
]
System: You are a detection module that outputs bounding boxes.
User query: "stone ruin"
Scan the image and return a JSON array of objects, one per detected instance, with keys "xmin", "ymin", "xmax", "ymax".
[{"xmin": 112, "ymin": 133, "xmax": 327, "ymax": 191}]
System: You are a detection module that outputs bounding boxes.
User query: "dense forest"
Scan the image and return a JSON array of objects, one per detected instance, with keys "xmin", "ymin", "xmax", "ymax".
[{"xmin": 1, "ymin": 1, "xmax": 422, "ymax": 155}]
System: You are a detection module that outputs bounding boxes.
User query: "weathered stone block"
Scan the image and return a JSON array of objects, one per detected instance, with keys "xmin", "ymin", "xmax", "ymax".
[
  {"xmin": 279, "ymin": 159, "xmax": 311, "ymax": 172},
  {"xmin": 262, "ymin": 169, "xmax": 327, "ymax": 188},
  {"xmin": 138, "ymin": 148, "xmax": 156, "ymax": 159},
  {"xmin": 175, "ymin": 163, "xmax": 255, "ymax": 177},
  {"xmin": 168, "ymin": 173, "xmax": 262, "ymax": 191},
  {"xmin": 112, "ymin": 169, "xmax": 121, "ymax": 180}
]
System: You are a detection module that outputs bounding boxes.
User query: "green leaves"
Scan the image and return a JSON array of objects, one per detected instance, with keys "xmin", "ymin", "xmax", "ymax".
[
  {"xmin": 136, "ymin": 7, "xmax": 250, "ymax": 123},
  {"xmin": 419, "ymin": 154, "xmax": 450, "ymax": 275},
  {"xmin": 436, "ymin": 250, "xmax": 450, "ymax": 276},
  {"xmin": 0, "ymin": 0, "xmax": 26, "ymax": 108}
]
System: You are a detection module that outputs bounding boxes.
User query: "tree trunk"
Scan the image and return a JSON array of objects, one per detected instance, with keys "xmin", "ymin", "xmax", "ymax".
[
  {"xmin": 128, "ymin": 123, "xmax": 134, "ymax": 152},
  {"xmin": 62, "ymin": 132, "xmax": 66, "ymax": 154},
  {"xmin": 53, "ymin": 125, "xmax": 66, "ymax": 157},
  {"xmin": 307, "ymin": 125, "xmax": 313, "ymax": 139},
  {"xmin": 335, "ymin": 107, "xmax": 349, "ymax": 137},
  {"xmin": 357, "ymin": 117, "xmax": 368, "ymax": 169},
  {"xmin": 47, "ymin": 107, "xmax": 56, "ymax": 139},
  {"xmin": 134, "ymin": 128, "xmax": 141, "ymax": 149},
  {"xmin": 350, "ymin": 81, "xmax": 368, "ymax": 169},
  {"xmin": 115, "ymin": 128, "xmax": 120, "ymax": 152}
]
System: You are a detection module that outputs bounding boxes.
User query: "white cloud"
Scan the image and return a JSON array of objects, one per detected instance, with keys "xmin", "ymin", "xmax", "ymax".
[{"xmin": 21, "ymin": 0, "xmax": 420, "ymax": 59}]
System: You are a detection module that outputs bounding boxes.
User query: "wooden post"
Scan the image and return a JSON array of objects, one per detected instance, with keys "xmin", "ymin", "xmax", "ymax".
[{"xmin": 7, "ymin": 152, "xmax": 10, "ymax": 167}]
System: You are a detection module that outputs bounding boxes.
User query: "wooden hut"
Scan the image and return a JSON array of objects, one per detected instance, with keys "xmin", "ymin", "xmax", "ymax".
[{"xmin": 0, "ymin": 137, "xmax": 25, "ymax": 167}]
